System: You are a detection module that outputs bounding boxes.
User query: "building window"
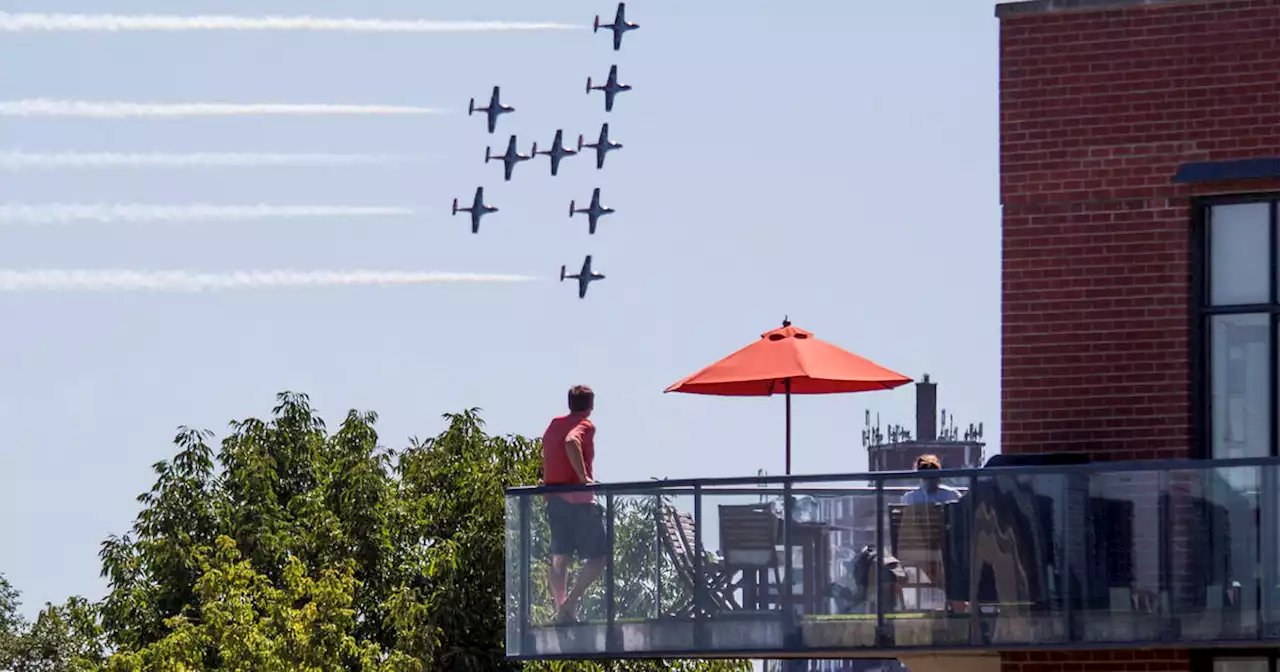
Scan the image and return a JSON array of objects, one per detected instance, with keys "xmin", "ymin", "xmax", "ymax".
[
  {"xmin": 1191, "ymin": 651, "xmax": 1278, "ymax": 672},
  {"xmin": 1197, "ymin": 197, "xmax": 1280, "ymax": 460}
]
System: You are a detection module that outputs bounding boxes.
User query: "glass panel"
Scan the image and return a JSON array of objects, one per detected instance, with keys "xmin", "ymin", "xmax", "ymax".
[
  {"xmin": 1214, "ymin": 659, "xmax": 1269, "ymax": 672},
  {"xmin": 696, "ymin": 484, "xmax": 786, "ymax": 651},
  {"xmin": 792, "ymin": 479, "xmax": 880, "ymax": 651},
  {"xmin": 878, "ymin": 473, "xmax": 972, "ymax": 648},
  {"xmin": 504, "ymin": 494, "xmax": 522, "ymax": 655},
  {"xmin": 1083, "ymin": 470, "xmax": 1163, "ymax": 643},
  {"xmin": 1210, "ymin": 202, "xmax": 1270, "ymax": 306},
  {"xmin": 1166, "ymin": 465, "xmax": 1261, "ymax": 641},
  {"xmin": 1211, "ymin": 313, "xmax": 1271, "ymax": 463},
  {"xmin": 609, "ymin": 488, "xmax": 693, "ymax": 653}
]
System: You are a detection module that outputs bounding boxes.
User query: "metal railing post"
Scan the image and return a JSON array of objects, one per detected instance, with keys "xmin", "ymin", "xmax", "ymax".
[
  {"xmin": 874, "ymin": 476, "xmax": 889, "ymax": 647},
  {"xmin": 782, "ymin": 479, "xmax": 797, "ymax": 649},
  {"xmin": 518, "ymin": 495, "xmax": 533, "ymax": 653},
  {"xmin": 605, "ymin": 491, "xmax": 618, "ymax": 652},
  {"xmin": 692, "ymin": 484, "xmax": 708, "ymax": 649}
]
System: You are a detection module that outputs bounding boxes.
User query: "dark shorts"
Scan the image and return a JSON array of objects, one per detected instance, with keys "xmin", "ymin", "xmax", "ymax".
[{"xmin": 547, "ymin": 497, "xmax": 608, "ymax": 559}]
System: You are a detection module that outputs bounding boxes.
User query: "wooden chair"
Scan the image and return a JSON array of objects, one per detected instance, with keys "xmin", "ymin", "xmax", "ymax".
[
  {"xmin": 717, "ymin": 503, "xmax": 783, "ymax": 611},
  {"xmin": 889, "ymin": 502, "xmax": 952, "ymax": 610},
  {"xmin": 656, "ymin": 503, "xmax": 736, "ymax": 616}
]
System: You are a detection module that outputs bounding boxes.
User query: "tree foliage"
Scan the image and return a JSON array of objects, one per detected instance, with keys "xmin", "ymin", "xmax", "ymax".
[{"xmin": 3, "ymin": 392, "xmax": 749, "ymax": 671}]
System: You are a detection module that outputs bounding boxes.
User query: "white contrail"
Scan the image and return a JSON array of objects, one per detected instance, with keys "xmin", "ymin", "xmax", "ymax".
[
  {"xmin": 0, "ymin": 204, "xmax": 417, "ymax": 224},
  {"xmin": 0, "ymin": 12, "xmax": 582, "ymax": 33},
  {"xmin": 0, "ymin": 99, "xmax": 444, "ymax": 118},
  {"xmin": 0, "ymin": 270, "xmax": 537, "ymax": 292},
  {"xmin": 0, "ymin": 151, "xmax": 418, "ymax": 170}
]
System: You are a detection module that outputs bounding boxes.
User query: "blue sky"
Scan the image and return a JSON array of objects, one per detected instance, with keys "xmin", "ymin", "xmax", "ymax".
[{"xmin": 0, "ymin": 0, "xmax": 1001, "ymax": 617}]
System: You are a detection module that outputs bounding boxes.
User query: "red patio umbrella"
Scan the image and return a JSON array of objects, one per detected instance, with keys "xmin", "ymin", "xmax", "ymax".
[{"xmin": 664, "ymin": 318, "xmax": 912, "ymax": 474}]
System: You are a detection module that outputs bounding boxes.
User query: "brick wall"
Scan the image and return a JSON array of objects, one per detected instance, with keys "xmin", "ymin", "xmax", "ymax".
[
  {"xmin": 1002, "ymin": 649, "xmax": 1189, "ymax": 672},
  {"xmin": 999, "ymin": 0, "xmax": 1280, "ymax": 460}
]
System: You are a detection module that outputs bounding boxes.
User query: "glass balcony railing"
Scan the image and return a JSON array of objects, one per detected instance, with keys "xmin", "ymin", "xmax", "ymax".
[{"xmin": 504, "ymin": 457, "xmax": 1280, "ymax": 660}]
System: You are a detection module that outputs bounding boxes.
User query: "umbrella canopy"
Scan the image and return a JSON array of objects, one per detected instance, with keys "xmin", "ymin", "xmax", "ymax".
[{"xmin": 665, "ymin": 318, "xmax": 912, "ymax": 473}]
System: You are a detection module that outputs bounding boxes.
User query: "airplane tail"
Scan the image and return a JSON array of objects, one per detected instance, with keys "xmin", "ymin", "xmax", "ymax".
[
  {"xmin": 468, "ymin": 98, "xmax": 475, "ymax": 115},
  {"xmin": 593, "ymin": 15, "xmax": 600, "ymax": 32},
  {"xmin": 484, "ymin": 147, "xmax": 490, "ymax": 163},
  {"xmin": 560, "ymin": 265, "xmax": 566, "ymax": 281},
  {"xmin": 531, "ymin": 142, "xmax": 538, "ymax": 156},
  {"xmin": 452, "ymin": 198, "xmax": 458, "ymax": 215},
  {"xmin": 586, "ymin": 77, "xmax": 593, "ymax": 93},
  {"xmin": 577, "ymin": 135, "xmax": 584, "ymax": 151},
  {"xmin": 569, "ymin": 201, "xmax": 575, "ymax": 216}
]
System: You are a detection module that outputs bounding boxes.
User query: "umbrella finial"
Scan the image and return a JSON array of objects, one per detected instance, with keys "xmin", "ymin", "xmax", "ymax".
[{"xmin": 782, "ymin": 315, "xmax": 790, "ymax": 328}]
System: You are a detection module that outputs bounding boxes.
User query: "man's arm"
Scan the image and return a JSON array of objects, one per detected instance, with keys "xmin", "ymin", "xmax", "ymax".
[{"xmin": 564, "ymin": 425, "xmax": 592, "ymax": 484}]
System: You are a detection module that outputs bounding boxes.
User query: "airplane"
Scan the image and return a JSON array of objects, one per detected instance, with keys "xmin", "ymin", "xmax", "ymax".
[
  {"xmin": 468, "ymin": 86, "xmax": 514, "ymax": 134},
  {"xmin": 533, "ymin": 129, "xmax": 578, "ymax": 176},
  {"xmin": 587, "ymin": 64, "xmax": 632, "ymax": 113},
  {"xmin": 578, "ymin": 123, "xmax": 622, "ymax": 170},
  {"xmin": 569, "ymin": 187, "xmax": 615, "ymax": 235},
  {"xmin": 451, "ymin": 186, "xmax": 497, "ymax": 234},
  {"xmin": 561, "ymin": 254, "xmax": 605, "ymax": 299},
  {"xmin": 594, "ymin": 2, "xmax": 638, "ymax": 51},
  {"xmin": 485, "ymin": 134, "xmax": 536, "ymax": 181}
]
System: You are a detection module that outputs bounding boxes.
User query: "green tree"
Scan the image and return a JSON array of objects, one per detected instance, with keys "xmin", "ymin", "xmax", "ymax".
[
  {"xmin": 0, "ymin": 575, "xmax": 105, "ymax": 672},
  {"xmin": 81, "ymin": 392, "xmax": 749, "ymax": 671}
]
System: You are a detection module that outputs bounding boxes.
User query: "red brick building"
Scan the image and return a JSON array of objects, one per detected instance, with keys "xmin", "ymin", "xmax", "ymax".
[{"xmin": 998, "ymin": 1, "xmax": 1280, "ymax": 672}]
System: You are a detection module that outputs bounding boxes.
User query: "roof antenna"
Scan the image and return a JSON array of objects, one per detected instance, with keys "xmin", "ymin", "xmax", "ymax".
[{"xmin": 782, "ymin": 315, "xmax": 791, "ymax": 327}]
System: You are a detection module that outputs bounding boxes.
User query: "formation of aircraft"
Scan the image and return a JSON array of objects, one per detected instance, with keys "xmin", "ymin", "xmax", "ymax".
[
  {"xmin": 451, "ymin": 187, "xmax": 497, "ymax": 234},
  {"xmin": 534, "ymin": 129, "xmax": 578, "ymax": 176},
  {"xmin": 594, "ymin": 2, "xmax": 639, "ymax": 51},
  {"xmin": 569, "ymin": 188, "xmax": 614, "ymax": 235},
  {"xmin": 468, "ymin": 86, "xmax": 514, "ymax": 134},
  {"xmin": 485, "ymin": 135, "xmax": 536, "ymax": 181},
  {"xmin": 458, "ymin": 5, "xmax": 640, "ymax": 298},
  {"xmin": 561, "ymin": 255, "xmax": 606, "ymax": 299},
  {"xmin": 587, "ymin": 65, "xmax": 631, "ymax": 113},
  {"xmin": 578, "ymin": 123, "xmax": 623, "ymax": 170}
]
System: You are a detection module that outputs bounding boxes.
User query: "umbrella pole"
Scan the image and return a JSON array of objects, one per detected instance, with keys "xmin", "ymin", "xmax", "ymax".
[{"xmin": 784, "ymin": 377, "xmax": 792, "ymax": 476}]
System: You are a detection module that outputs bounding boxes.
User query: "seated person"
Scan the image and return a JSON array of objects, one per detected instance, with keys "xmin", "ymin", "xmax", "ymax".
[{"xmin": 900, "ymin": 453, "xmax": 961, "ymax": 505}]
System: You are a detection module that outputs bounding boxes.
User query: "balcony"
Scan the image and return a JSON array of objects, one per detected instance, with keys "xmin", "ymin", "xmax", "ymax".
[{"xmin": 504, "ymin": 457, "xmax": 1280, "ymax": 660}]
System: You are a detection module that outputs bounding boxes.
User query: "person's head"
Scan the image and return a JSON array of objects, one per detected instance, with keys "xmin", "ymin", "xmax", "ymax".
[
  {"xmin": 915, "ymin": 454, "xmax": 941, "ymax": 491},
  {"xmin": 568, "ymin": 385, "xmax": 595, "ymax": 416}
]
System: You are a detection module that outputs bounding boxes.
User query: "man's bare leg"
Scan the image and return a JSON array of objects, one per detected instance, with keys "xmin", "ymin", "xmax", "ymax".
[
  {"xmin": 549, "ymin": 555, "xmax": 571, "ymax": 610},
  {"xmin": 555, "ymin": 555, "xmax": 606, "ymax": 622}
]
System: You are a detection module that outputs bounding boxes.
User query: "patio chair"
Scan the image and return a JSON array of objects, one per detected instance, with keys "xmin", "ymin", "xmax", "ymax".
[{"xmin": 657, "ymin": 503, "xmax": 737, "ymax": 617}]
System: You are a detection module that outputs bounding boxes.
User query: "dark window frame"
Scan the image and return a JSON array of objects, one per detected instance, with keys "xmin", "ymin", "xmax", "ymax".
[{"xmin": 1191, "ymin": 193, "xmax": 1280, "ymax": 461}]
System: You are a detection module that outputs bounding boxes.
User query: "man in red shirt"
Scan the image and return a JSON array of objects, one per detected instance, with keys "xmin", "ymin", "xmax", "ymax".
[{"xmin": 541, "ymin": 384, "xmax": 607, "ymax": 624}]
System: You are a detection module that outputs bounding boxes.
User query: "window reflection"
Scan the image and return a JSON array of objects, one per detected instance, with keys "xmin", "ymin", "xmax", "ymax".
[
  {"xmin": 1211, "ymin": 313, "xmax": 1271, "ymax": 472},
  {"xmin": 1210, "ymin": 202, "xmax": 1271, "ymax": 306},
  {"xmin": 1214, "ymin": 658, "xmax": 1269, "ymax": 672}
]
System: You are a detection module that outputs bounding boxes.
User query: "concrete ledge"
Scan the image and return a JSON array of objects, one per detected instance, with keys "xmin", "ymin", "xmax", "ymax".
[{"xmin": 996, "ymin": 0, "xmax": 1217, "ymax": 18}]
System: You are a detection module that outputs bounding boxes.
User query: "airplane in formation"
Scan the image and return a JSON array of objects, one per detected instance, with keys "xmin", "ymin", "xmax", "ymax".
[
  {"xmin": 534, "ymin": 129, "xmax": 578, "ymax": 176},
  {"xmin": 561, "ymin": 254, "xmax": 605, "ymax": 299},
  {"xmin": 578, "ymin": 123, "xmax": 622, "ymax": 170},
  {"xmin": 485, "ymin": 135, "xmax": 536, "ymax": 181},
  {"xmin": 569, "ymin": 188, "xmax": 614, "ymax": 235},
  {"xmin": 451, "ymin": 186, "xmax": 497, "ymax": 234},
  {"xmin": 468, "ymin": 86, "xmax": 514, "ymax": 134},
  {"xmin": 587, "ymin": 65, "xmax": 631, "ymax": 113},
  {"xmin": 594, "ymin": 2, "xmax": 638, "ymax": 51}
]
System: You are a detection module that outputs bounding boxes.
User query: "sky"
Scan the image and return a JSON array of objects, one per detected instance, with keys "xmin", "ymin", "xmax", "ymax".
[{"xmin": 0, "ymin": 0, "xmax": 1002, "ymax": 620}]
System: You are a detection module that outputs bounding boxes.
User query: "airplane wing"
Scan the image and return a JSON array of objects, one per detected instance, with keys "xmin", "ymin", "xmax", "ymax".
[
  {"xmin": 472, "ymin": 213, "xmax": 481, "ymax": 234},
  {"xmin": 596, "ymin": 151, "xmax": 605, "ymax": 169},
  {"xmin": 589, "ymin": 217, "xmax": 597, "ymax": 235},
  {"xmin": 579, "ymin": 280, "xmax": 588, "ymax": 298},
  {"xmin": 491, "ymin": 86, "xmax": 500, "ymax": 104},
  {"xmin": 613, "ymin": 30, "xmax": 622, "ymax": 50},
  {"xmin": 609, "ymin": 65, "xmax": 618, "ymax": 82},
  {"xmin": 616, "ymin": 3, "xmax": 625, "ymax": 24},
  {"xmin": 487, "ymin": 114, "xmax": 496, "ymax": 133},
  {"xmin": 504, "ymin": 162, "xmax": 514, "ymax": 181},
  {"xmin": 605, "ymin": 91, "xmax": 615, "ymax": 112}
]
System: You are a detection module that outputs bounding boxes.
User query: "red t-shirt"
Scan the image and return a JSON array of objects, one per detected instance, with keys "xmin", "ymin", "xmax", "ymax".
[{"xmin": 541, "ymin": 412, "xmax": 595, "ymax": 503}]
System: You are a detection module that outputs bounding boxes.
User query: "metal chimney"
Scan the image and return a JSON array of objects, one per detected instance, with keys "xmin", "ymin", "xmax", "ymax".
[{"xmin": 915, "ymin": 373, "xmax": 937, "ymax": 442}]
